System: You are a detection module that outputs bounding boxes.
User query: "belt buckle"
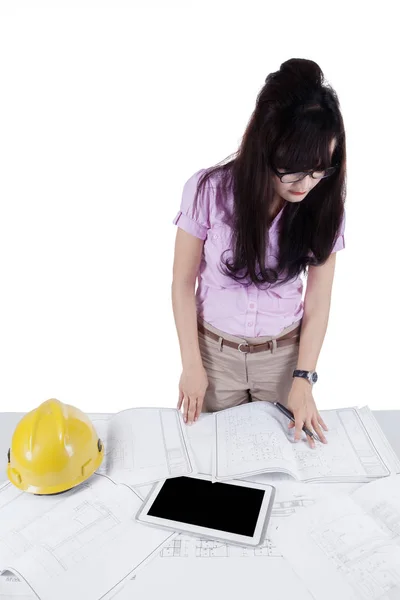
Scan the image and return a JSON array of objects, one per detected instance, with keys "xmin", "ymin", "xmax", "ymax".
[{"xmin": 238, "ymin": 342, "xmax": 250, "ymax": 354}]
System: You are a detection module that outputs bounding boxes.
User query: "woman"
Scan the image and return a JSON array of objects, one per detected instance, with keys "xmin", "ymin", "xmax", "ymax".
[{"xmin": 171, "ymin": 58, "xmax": 346, "ymax": 449}]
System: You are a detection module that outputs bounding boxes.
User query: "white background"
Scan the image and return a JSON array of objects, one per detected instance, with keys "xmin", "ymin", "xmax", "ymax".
[{"xmin": 0, "ymin": 0, "xmax": 398, "ymax": 413}]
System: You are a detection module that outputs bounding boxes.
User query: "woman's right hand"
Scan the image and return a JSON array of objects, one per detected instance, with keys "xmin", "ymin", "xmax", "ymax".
[{"xmin": 177, "ymin": 365, "xmax": 209, "ymax": 425}]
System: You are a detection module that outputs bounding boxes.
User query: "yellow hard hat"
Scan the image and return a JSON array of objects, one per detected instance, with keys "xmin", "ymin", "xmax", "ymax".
[{"xmin": 7, "ymin": 398, "xmax": 104, "ymax": 495}]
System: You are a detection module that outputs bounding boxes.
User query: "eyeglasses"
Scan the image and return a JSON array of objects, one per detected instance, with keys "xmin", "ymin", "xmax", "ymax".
[{"xmin": 271, "ymin": 164, "xmax": 338, "ymax": 183}]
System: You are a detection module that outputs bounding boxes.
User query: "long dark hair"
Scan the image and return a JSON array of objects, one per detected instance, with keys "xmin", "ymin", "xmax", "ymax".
[{"xmin": 192, "ymin": 58, "xmax": 347, "ymax": 288}]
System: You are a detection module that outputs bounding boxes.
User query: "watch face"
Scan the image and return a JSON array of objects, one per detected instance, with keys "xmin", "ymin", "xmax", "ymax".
[{"xmin": 311, "ymin": 372, "xmax": 318, "ymax": 383}]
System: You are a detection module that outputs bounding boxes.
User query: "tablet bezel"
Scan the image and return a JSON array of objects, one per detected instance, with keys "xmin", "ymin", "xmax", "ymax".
[{"xmin": 135, "ymin": 473, "xmax": 276, "ymax": 547}]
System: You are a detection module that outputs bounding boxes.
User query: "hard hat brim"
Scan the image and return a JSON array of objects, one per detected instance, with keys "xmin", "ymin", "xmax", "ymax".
[{"xmin": 7, "ymin": 445, "xmax": 104, "ymax": 495}]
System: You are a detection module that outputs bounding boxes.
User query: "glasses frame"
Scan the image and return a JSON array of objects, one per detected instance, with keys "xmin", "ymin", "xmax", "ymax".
[{"xmin": 271, "ymin": 164, "xmax": 339, "ymax": 184}]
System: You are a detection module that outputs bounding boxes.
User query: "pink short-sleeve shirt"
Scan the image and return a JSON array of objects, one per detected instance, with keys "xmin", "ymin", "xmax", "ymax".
[{"xmin": 173, "ymin": 168, "xmax": 345, "ymax": 337}]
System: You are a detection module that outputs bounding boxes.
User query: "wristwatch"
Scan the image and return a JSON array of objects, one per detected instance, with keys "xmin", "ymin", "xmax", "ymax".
[{"xmin": 293, "ymin": 369, "xmax": 318, "ymax": 386}]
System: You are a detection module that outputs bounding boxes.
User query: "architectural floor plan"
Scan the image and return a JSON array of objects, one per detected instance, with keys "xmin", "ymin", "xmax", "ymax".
[
  {"xmin": 0, "ymin": 474, "xmax": 177, "ymax": 600},
  {"xmin": 214, "ymin": 402, "xmax": 398, "ymax": 482},
  {"xmin": 272, "ymin": 475, "xmax": 400, "ymax": 600}
]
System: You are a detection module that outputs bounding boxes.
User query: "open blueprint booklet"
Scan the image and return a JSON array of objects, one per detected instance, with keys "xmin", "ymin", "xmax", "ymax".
[
  {"xmin": 271, "ymin": 474, "xmax": 400, "ymax": 600},
  {"xmin": 212, "ymin": 401, "xmax": 400, "ymax": 483},
  {"xmin": 88, "ymin": 407, "xmax": 198, "ymax": 486}
]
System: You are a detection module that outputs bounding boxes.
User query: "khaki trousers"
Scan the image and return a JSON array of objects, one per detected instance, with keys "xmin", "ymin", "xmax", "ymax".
[{"xmin": 197, "ymin": 317, "xmax": 302, "ymax": 413}]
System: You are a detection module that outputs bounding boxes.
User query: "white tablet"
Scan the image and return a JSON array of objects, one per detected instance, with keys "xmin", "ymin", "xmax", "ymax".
[{"xmin": 135, "ymin": 474, "xmax": 275, "ymax": 547}]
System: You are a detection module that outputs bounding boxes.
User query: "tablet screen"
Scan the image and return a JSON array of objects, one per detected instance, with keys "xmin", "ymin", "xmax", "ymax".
[{"xmin": 147, "ymin": 476, "xmax": 265, "ymax": 537}]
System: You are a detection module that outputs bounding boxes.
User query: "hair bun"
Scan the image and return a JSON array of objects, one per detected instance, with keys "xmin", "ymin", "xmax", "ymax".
[{"xmin": 279, "ymin": 58, "xmax": 323, "ymax": 90}]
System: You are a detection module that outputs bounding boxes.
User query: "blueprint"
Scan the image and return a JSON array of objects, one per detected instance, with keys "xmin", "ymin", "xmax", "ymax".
[
  {"xmin": 1, "ymin": 408, "xmax": 399, "ymax": 599},
  {"xmin": 89, "ymin": 407, "xmax": 198, "ymax": 486},
  {"xmin": 182, "ymin": 412, "xmax": 215, "ymax": 475},
  {"xmin": 2, "ymin": 477, "xmax": 332, "ymax": 600},
  {"xmin": 272, "ymin": 474, "xmax": 400, "ymax": 600},
  {"xmin": 3, "ymin": 478, "xmax": 359, "ymax": 599},
  {"xmin": 0, "ymin": 570, "xmax": 33, "ymax": 599},
  {"xmin": 213, "ymin": 402, "xmax": 400, "ymax": 483},
  {"xmin": 0, "ymin": 411, "xmax": 210, "ymax": 600},
  {"xmin": 0, "ymin": 474, "xmax": 178, "ymax": 600},
  {"xmin": 109, "ymin": 478, "xmax": 361, "ymax": 600}
]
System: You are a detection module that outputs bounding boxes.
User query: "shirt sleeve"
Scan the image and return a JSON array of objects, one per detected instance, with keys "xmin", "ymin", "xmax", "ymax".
[
  {"xmin": 331, "ymin": 209, "xmax": 346, "ymax": 253},
  {"xmin": 172, "ymin": 169, "xmax": 212, "ymax": 240}
]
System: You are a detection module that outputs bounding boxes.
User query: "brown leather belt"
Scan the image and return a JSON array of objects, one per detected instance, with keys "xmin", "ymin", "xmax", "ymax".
[{"xmin": 197, "ymin": 322, "xmax": 301, "ymax": 354}]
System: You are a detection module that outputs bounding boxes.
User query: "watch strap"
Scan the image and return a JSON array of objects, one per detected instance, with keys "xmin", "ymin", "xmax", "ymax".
[{"xmin": 293, "ymin": 369, "xmax": 318, "ymax": 384}]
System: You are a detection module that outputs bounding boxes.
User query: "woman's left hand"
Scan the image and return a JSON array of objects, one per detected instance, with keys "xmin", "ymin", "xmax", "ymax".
[{"xmin": 286, "ymin": 378, "xmax": 328, "ymax": 448}]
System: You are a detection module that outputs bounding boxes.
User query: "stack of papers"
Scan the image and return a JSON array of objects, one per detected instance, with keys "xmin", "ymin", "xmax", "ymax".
[{"xmin": 0, "ymin": 402, "xmax": 399, "ymax": 600}]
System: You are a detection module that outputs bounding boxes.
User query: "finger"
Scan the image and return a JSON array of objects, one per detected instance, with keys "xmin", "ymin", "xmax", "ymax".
[
  {"xmin": 194, "ymin": 396, "xmax": 204, "ymax": 421},
  {"xmin": 312, "ymin": 417, "xmax": 328, "ymax": 444},
  {"xmin": 288, "ymin": 421, "xmax": 295, "ymax": 429},
  {"xmin": 183, "ymin": 395, "xmax": 190, "ymax": 423},
  {"xmin": 317, "ymin": 414, "xmax": 329, "ymax": 431},
  {"xmin": 306, "ymin": 433, "xmax": 316, "ymax": 449},
  {"xmin": 177, "ymin": 389, "xmax": 184, "ymax": 410},
  {"xmin": 187, "ymin": 397, "xmax": 197, "ymax": 424},
  {"xmin": 304, "ymin": 420, "xmax": 316, "ymax": 449},
  {"xmin": 293, "ymin": 413, "xmax": 305, "ymax": 442}
]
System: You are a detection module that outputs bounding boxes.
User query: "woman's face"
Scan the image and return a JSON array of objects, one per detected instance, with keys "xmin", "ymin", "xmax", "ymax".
[{"xmin": 272, "ymin": 138, "xmax": 337, "ymax": 204}]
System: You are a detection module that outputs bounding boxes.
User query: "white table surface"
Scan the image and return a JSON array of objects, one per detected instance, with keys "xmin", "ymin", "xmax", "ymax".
[
  {"xmin": 0, "ymin": 410, "xmax": 399, "ymax": 481},
  {"xmin": 0, "ymin": 410, "xmax": 399, "ymax": 600}
]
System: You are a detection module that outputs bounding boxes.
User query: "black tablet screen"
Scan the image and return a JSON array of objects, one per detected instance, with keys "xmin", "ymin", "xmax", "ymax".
[{"xmin": 147, "ymin": 476, "xmax": 265, "ymax": 537}]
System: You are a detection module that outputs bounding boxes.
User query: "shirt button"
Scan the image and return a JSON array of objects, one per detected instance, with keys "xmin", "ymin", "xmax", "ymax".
[
  {"xmin": 249, "ymin": 303, "xmax": 255, "ymax": 309},
  {"xmin": 213, "ymin": 234, "xmax": 219, "ymax": 239},
  {"xmin": 247, "ymin": 321, "xmax": 253, "ymax": 326}
]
